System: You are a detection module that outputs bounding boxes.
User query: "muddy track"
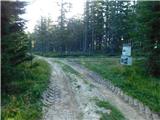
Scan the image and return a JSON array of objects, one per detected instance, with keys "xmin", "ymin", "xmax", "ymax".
[{"xmin": 41, "ymin": 57, "xmax": 147, "ymax": 120}]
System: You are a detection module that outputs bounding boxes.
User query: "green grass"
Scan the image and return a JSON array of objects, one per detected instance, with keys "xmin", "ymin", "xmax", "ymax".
[
  {"xmin": 95, "ymin": 99, "xmax": 125, "ymax": 120},
  {"xmin": 34, "ymin": 51, "xmax": 114, "ymax": 58},
  {"xmin": 79, "ymin": 57, "xmax": 160, "ymax": 112},
  {"xmin": 2, "ymin": 59, "xmax": 50, "ymax": 120}
]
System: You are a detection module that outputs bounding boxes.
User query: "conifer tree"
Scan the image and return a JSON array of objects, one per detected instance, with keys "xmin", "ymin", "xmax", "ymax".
[{"xmin": 1, "ymin": 1, "xmax": 28, "ymax": 91}]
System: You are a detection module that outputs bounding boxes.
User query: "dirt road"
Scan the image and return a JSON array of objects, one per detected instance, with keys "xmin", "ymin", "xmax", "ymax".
[{"xmin": 42, "ymin": 57, "xmax": 147, "ymax": 120}]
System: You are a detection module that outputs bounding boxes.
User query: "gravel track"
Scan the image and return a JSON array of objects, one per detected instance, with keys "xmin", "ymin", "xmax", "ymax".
[{"xmin": 41, "ymin": 57, "xmax": 147, "ymax": 120}]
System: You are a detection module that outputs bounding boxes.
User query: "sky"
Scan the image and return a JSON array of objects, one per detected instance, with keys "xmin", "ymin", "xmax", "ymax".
[{"xmin": 21, "ymin": 0, "xmax": 85, "ymax": 32}]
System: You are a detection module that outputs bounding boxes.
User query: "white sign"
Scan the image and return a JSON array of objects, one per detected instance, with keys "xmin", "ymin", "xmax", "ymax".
[
  {"xmin": 122, "ymin": 45, "xmax": 131, "ymax": 56},
  {"xmin": 120, "ymin": 44, "xmax": 132, "ymax": 65},
  {"xmin": 120, "ymin": 56, "xmax": 132, "ymax": 65}
]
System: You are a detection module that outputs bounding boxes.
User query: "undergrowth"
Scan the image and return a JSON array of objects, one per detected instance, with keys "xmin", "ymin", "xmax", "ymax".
[{"xmin": 2, "ymin": 59, "xmax": 50, "ymax": 120}]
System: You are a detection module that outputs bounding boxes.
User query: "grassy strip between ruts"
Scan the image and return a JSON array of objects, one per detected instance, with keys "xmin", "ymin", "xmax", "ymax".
[
  {"xmin": 2, "ymin": 59, "xmax": 50, "ymax": 120},
  {"xmin": 94, "ymin": 99, "xmax": 125, "ymax": 120},
  {"xmin": 79, "ymin": 57, "xmax": 160, "ymax": 113}
]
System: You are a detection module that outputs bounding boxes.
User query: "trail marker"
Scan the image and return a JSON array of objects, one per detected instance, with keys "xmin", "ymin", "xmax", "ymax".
[{"xmin": 120, "ymin": 44, "xmax": 132, "ymax": 65}]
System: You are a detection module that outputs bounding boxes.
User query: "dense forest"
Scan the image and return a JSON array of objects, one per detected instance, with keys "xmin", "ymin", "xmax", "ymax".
[
  {"xmin": 1, "ymin": 0, "xmax": 160, "ymax": 119},
  {"xmin": 32, "ymin": 0, "xmax": 160, "ymax": 76},
  {"xmin": 1, "ymin": 0, "xmax": 160, "ymax": 94},
  {"xmin": 1, "ymin": 0, "xmax": 160, "ymax": 92}
]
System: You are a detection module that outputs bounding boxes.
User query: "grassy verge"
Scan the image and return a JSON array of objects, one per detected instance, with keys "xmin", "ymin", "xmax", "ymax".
[
  {"xmin": 79, "ymin": 57, "xmax": 160, "ymax": 112},
  {"xmin": 2, "ymin": 59, "xmax": 50, "ymax": 120}
]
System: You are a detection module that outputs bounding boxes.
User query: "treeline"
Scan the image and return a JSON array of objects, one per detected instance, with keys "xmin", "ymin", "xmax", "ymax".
[
  {"xmin": 32, "ymin": 17, "xmax": 84, "ymax": 53},
  {"xmin": 32, "ymin": 0, "xmax": 84, "ymax": 53},
  {"xmin": 33, "ymin": 0, "xmax": 160, "ymax": 76},
  {"xmin": 33, "ymin": 0, "xmax": 136, "ymax": 54}
]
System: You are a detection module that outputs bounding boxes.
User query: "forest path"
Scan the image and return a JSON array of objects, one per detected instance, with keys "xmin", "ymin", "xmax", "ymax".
[{"xmin": 41, "ymin": 57, "xmax": 147, "ymax": 120}]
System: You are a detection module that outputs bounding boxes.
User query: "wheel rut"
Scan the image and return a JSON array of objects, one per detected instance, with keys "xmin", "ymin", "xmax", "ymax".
[{"xmin": 42, "ymin": 59, "xmax": 80, "ymax": 120}]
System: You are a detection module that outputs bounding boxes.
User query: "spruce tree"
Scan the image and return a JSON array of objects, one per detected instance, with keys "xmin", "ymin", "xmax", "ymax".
[{"xmin": 1, "ymin": 1, "xmax": 28, "ymax": 91}]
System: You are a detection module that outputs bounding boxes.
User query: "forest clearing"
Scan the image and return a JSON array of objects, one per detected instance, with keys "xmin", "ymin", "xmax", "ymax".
[{"xmin": 1, "ymin": 0, "xmax": 160, "ymax": 120}]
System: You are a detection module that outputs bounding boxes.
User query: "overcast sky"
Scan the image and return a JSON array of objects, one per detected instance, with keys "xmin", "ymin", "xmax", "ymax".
[{"xmin": 21, "ymin": 0, "xmax": 85, "ymax": 32}]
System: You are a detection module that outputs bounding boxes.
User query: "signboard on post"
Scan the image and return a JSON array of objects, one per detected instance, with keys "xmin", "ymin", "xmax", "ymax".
[
  {"xmin": 120, "ymin": 44, "xmax": 132, "ymax": 65},
  {"xmin": 122, "ymin": 45, "xmax": 131, "ymax": 56}
]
